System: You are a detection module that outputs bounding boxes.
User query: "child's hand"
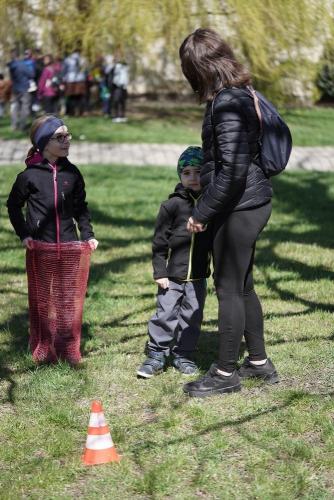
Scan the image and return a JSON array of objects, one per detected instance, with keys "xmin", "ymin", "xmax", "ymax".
[
  {"xmin": 88, "ymin": 238, "xmax": 99, "ymax": 251},
  {"xmin": 187, "ymin": 217, "xmax": 206, "ymax": 233},
  {"xmin": 155, "ymin": 278, "xmax": 169, "ymax": 289},
  {"xmin": 22, "ymin": 237, "xmax": 34, "ymax": 249}
]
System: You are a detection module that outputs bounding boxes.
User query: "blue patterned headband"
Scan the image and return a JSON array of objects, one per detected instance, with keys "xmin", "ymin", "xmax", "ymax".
[{"xmin": 34, "ymin": 116, "xmax": 64, "ymax": 151}]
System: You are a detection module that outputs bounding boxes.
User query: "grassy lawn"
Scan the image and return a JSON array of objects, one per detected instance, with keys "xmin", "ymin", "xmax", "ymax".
[
  {"xmin": 1, "ymin": 100, "xmax": 334, "ymax": 146},
  {"xmin": 0, "ymin": 165, "xmax": 333, "ymax": 499}
]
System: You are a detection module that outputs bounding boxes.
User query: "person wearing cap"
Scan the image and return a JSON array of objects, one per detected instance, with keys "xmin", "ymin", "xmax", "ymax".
[
  {"xmin": 137, "ymin": 146, "xmax": 212, "ymax": 378},
  {"xmin": 7, "ymin": 114, "xmax": 98, "ymax": 364}
]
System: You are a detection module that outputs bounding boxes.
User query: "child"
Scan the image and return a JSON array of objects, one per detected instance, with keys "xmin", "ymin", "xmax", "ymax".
[
  {"xmin": 7, "ymin": 114, "xmax": 98, "ymax": 365},
  {"xmin": 137, "ymin": 146, "xmax": 211, "ymax": 378}
]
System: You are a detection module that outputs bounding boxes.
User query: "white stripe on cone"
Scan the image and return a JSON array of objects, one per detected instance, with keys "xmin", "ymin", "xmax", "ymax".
[
  {"xmin": 89, "ymin": 412, "xmax": 107, "ymax": 427},
  {"xmin": 86, "ymin": 433, "xmax": 114, "ymax": 451}
]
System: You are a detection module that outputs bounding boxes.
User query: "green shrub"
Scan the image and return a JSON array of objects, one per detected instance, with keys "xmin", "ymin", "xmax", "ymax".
[
  {"xmin": 317, "ymin": 62, "xmax": 334, "ymax": 99},
  {"xmin": 317, "ymin": 43, "xmax": 334, "ymax": 100}
]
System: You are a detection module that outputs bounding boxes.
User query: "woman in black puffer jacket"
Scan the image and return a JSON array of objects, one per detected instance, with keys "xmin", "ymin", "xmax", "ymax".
[{"xmin": 179, "ymin": 28, "xmax": 279, "ymax": 398}]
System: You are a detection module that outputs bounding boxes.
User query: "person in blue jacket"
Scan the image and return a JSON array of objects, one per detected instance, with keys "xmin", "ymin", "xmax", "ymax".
[{"xmin": 7, "ymin": 49, "xmax": 35, "ymax": 130}]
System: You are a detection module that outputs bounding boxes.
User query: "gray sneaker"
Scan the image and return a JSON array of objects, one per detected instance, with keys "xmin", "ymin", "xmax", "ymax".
[
  {"xmin": 173, "ymin": 356, "xmax": 198, "ymax": 375},
  {"xmin": 137, "ymin": 355, "xmax": 165, "ymax": 378}
]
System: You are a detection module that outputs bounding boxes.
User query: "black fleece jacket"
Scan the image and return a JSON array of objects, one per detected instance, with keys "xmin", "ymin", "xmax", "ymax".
[
  {"xmin": 152, "ymin": 183, "xmax": 211, "ymax": 280},
  {"xmin": 7, "ymin": 156, "xmax": 94, "ymax": 242},
  {"xmin": 193, "ymin": 87, "xmax": 273, "ymax": 224}
]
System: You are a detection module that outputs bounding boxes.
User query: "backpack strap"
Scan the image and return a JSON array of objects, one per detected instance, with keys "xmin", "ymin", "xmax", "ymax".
[
  {"xmin": 210, "ymin": 86, "xmax": 262, "ymax": 169},
  {"xmin": 210, "ymin": 87, "xmax": 252, "ymax": 167},
  {"xmin": 246, "ymin": 85, "xmax": 263, "ymax": 142}
]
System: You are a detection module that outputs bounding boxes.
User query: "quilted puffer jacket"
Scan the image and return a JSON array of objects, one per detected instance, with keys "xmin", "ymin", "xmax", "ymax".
[
  {"xmin": 152, "ymin": 183, "xmax": 211, "ymax": 280},
  {"xmin": 7, "ymin": 152, "xmax": 94, "ymax": 243},
  {"xmin": 193, "ymin": 87, "xmax": 272, "ymax": 224}
]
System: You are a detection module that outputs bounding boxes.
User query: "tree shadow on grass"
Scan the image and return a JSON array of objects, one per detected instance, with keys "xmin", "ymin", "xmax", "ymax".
[
  {"xmin": 262, "ymin": 172, "xmax": 334, "ymax": 248},
  {"xmin": 1, "ymin": 266, "xmax": 26, "ymax": 275},
  {"xmin": 85, "ymin": 204, "xmax": 154, "ymax": 285},
  {"xmin": 196, "ymin": 331, "xmax": 249, "ymax": 371},
  {"xmin": 0, "ymin": 311, "xmax": 33, "ymax": 404},
  {"xmin": 80, "ymin": 322, "xmax": 93, "ymax": 354},
  {"xmin": 0, "ymin": 288, "xmax": 26, "ymax": 296},
  {"xmin": 267, "ymin": 331, "xmax": 334, "ymax": 346},
  {"xmin": 0, "ymin": 365, "xmax": 18, "ymax": 403},
  {"xmin": 2, "ymin": 171, "xmax": 334, "ymax": 404},
  {"xmin": 196, "ymin": 330, "xmax": 219, "ymax": 371},
  {"xmin": 81, "ymin": 300, "xmax": 153, "ymax": 356},
  {"xmin": 131, "ymin": 389, "xmax": 334, "ymax": 454},
  {"xmin": 0, "ymin": 315, "xmax": 96, "ymax": 403},
  {"xmin": 252, "ymin": 173, "xmax": 334, "ymax": 319},
  {"xmin": 89, "ymin": 203, "xmax": 156, "ymax": 229}
]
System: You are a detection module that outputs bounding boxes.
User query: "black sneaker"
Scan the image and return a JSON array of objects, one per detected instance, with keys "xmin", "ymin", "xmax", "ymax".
[
  {"xmin": 238, "ymin": 357, "xmax": 279, "ymax": 384},
  {"xmin": 173, "ymin": 356, "xmax": 198, "ymax": 375},
  {"xmin": 137, "ymin": 355, "xmax": 165, "ymax": 378},
  {"xmin": 183, "ymin": 364, "xmax": 241, "ymax": 398}
]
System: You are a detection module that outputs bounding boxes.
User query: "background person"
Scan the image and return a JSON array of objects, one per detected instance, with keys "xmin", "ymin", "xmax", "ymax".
[
  {"xmin": 7, "ymin": 49, "xmax": 34, "ymax": 130},
  {"xmin": 179, "ymin": 28, "xmax": 279, "ymax": 398},
  {"xmin": 110, "ymin": 57, "xmax": 129, "ymax": 122},
  {"xmin": 37, "ymin": 54, "xmax": 62, "ymax": 113},
  {"xmin": 63, "ymin": 51, "xmax": 87, "ymax": 116},
  {"xmin": 23, "ymin": 49, "xmax": 38, "ymax": 113}
]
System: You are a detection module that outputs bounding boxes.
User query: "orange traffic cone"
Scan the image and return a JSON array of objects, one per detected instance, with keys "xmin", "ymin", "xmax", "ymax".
[{"xmin": 82, "ymin": 400, "xmax": 121, "ymax": 465}]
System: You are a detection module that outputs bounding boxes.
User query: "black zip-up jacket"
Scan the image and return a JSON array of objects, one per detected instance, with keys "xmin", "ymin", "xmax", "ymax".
[
  {"xmin": 152, "ymin": 183, "xmax": 211, "ymax": 280},
  {"xmin": 7, "ymin": 154, "xmax": 94, "ymax": 242},
  {"xmin": 193, "ymin": 87, "xmax": 273, "ymax": 224}
]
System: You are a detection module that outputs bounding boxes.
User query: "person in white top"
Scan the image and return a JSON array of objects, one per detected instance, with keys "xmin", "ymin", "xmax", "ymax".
[{"xmin": 110, "ymin": 58, "xmax": 129, "ymax": 123}]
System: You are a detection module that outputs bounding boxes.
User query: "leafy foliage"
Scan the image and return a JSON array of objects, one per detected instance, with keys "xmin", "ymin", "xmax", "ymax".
[
  {"xmin": 223, "ymin": 0, "xmax": 333, "ymax": 104},
  {"xmin": 1, "ymin": 0, "xmax": 334, "ymax": 104},
  {"xmin": 1, "ymin": 0, "xmax": 210, "ymax": 60}
]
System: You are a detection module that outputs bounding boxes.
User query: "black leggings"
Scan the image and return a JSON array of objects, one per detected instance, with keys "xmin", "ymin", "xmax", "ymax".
[{"xmin": 213, "ymin": 202, "xmax": 272, "ymax": 372}]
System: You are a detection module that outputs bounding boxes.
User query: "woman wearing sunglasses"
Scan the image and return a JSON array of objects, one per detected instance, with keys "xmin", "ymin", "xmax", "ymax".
[{"xmin": 7, "ymin": 114, "xmax": 98, "ymax": 365}]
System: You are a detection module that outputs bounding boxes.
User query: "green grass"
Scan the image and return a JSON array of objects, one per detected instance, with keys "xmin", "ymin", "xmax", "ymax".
[
  {"xmin": 1, "ymin": 101, "xmax": 334, "ymax": 145},
  {"xmin": 0, "ymin": 165, "xmax": 334, "ymax": 499},
  {"xmin": 280, "ymin": 107, "xmax": 334, "ymax": 146},
  {"xmin": 0, "ymin": 101, "xmax": 203, "ymax": 145}
]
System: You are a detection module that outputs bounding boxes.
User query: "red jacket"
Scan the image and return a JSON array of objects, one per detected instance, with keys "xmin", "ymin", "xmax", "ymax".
[{"xmin": 38, "ymin": 63, "xmax": 61, "ymax": 99}]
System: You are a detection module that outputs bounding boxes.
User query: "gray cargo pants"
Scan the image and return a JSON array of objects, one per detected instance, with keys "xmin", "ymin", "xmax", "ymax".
[
  {"xmin": 147, "ymin": 279, "xmax": 207, "ymax": 357},
  {"xmin": 10, "ymin": 92, "xmax": 31, "ymax": 130}
]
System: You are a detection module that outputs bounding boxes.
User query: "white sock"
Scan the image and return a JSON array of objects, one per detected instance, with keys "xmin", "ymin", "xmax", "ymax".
[
  {"xmin": 216, "ymin": 368, "xmax": 233, "ymax": 377},
  {"xmin": 250, "ymin": 359, "xmax": 267, "ymax": 366}
]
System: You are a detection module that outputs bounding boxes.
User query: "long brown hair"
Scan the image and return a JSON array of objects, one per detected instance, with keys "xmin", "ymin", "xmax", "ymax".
[
  {"xmin": 179, "ymin": 28, "xmax": 251, "ymax": 102},
  {"xmin": 27, "ymin": 114, "xmax": 55, "ymax": 157}
]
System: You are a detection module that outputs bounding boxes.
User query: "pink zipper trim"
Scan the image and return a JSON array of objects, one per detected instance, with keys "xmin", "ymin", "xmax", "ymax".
[{"xmin": 49, "ymin": 162, "xmax": 60, "ymax": 256}]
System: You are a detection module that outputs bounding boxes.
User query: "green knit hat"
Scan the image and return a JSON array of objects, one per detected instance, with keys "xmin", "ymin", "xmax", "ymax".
[{"xmin": 177, "ymin": 146, "xmax": 203, "ymax": 178}]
